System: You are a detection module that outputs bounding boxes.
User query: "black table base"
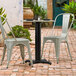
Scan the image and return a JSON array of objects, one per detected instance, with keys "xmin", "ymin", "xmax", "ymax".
[
  {"xmin": 25, "ymin": 22, "xmax": 52, "ymax": 65},
  {"xmin": 25, "ymin": 59, "xmax": 51, "ymax": 65}
]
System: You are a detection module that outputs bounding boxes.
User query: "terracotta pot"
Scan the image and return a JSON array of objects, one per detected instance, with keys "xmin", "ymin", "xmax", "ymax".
[
  {"xmin": 23, "ymin": 7, "xmax": 34, "ymax": 28},
  {"xmin": 23, "ymin": 7, "xmax": 34, "ymax": 19}
]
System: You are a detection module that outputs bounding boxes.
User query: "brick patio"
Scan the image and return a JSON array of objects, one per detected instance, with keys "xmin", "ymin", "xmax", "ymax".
[{"xmin": 0, "ymin": 28, "xmax": 76, "ymax": 76}]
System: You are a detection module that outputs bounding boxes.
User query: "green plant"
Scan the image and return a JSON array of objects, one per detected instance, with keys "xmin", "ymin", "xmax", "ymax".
[
  {"xmin": 0, "ymin": 7, "xmax": 7, "ymax": 25},
  {"xmin": 32, "ymin": 4, "xmax": 47, "ymax": 19},
  {"xmin": 8, "ymin": 25, "xmax": 32, "ymax": 41},
  {"xmin": 23, "ymin": 0, "xmax": 34, "ymax": 9},
  {"xmin": 33, "ymin": 4, "xmax": 42, "ymax": 16},
  {"xmin": 62, "ymin": 0, "xmax": 76, "ymax": 16},
  {"xmin": 73, "ymin": 19, "xmax": 76, "ymax": 29},
  {"xmin": 23, "ymin": 0, "xmax": 46, "ymax": 19},
  {"xmin": 40, "ymin": 8, "xmax": 47, "ymax": 19},
  {"xmin": 23, "ymin": 0, "xmax": 38, "ymax": 8}
]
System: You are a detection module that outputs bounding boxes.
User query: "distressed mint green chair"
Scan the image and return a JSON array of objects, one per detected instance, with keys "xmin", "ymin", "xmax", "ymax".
[
  {"xmin": 42, "ymin": 13, "xmax": 74, "ymax": 63},
  {"xmin": 0, "ymin": 17, "xmax": 33, "ymax": 68}
]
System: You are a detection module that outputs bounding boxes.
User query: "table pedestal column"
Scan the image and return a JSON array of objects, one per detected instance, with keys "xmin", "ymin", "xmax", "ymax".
[
  {"xmin": 25, "ymin": 22, "xmax": 51, "ymax": 65},
  {"xmin": 35, "ymin": 22, "xmax": 41, "ymax": 62},
  {"xmin": 32, "ymin": 22, "xmax": 51, "ymax": 64}
]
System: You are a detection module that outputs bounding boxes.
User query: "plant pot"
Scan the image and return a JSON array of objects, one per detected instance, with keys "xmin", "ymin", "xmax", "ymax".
[{"xmin": 23, "ymin": 7, "xmax": 34, "ymax": 28}]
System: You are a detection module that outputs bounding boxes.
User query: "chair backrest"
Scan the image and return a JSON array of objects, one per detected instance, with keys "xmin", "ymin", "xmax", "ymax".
[
  {"xmin": 0, "ymin": 16, "xmax": 17, "ymax": 40},
  {"xmin": 52, "ymin": 13, "xmax": 74, "ymax": 36},
  {"xmin": 0, "ymin": 17, "xmax": 6, "ymax": 39}
]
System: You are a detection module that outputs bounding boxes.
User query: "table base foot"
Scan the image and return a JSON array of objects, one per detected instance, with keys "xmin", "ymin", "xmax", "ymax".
[{"xmin": 25, "ymin": 59, "xmax": 52, "ymax": 65}]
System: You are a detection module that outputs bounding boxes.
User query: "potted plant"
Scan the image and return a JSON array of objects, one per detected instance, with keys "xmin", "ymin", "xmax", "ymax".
[
  {"xmin": 8, "ymin": 25, "xmax": 32, "ymax": 41},
  {"xmin": 23, "ymin": 0, "xmax": 34, "ymax": 28},
  {"xmin": 23, "ymin": 0, "xmax": 47, "ymax": 20},
  {"xmin": 23, "ymin": 0, "xmax": 47, "ymax": 27},
  {"xmin": 32, "ymin": 4, "xmax": 47, "ymax": 27},
  {"xmin": 32, "ymin": 4, "xmax": 47, "ymax": 20}
]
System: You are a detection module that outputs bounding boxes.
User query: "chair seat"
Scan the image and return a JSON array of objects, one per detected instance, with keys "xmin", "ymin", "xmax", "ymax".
[
  {"xmin": 5, "ymin": 38, "xmax": 29, "ymax": 42},
  {"xmin": 43, "ymin": 35, "xmax": 67, "ymax": 43},
  {"xmin": 44, "ymin": 35, "xmax": 66, "ymax": 39}
]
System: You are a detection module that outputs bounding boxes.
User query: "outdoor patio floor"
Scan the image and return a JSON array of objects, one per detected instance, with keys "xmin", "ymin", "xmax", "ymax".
[{"xmin": 0, "ymin": 28, "xmax": 76, "ymax": 76}]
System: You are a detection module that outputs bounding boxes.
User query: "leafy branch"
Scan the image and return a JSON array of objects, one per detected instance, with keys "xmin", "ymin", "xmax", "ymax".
[{"xmin": 0, "ymin": 7, "xmax": 7, "ymax": 25}]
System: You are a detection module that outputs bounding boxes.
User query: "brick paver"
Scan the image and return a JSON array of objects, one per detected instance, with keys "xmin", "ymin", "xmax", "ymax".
[{"xmin": 0, "ymin": 28, "xmax": 76, "ymax": 76}]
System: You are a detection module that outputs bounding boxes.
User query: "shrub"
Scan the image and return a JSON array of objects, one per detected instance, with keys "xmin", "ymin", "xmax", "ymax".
[{"xmin": 8, "ymin": 25, "xmax": 32, "ymax": 41}]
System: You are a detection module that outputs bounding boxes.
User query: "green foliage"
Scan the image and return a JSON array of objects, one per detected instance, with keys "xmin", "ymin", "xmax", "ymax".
[
  {"xmin": 0, "ymin": 7, "xmax": 7, "ymax": 25},
  {"xmin": 40, "ymin": 8, "xmax": 47, "ymax": 19},
  {"xmin": 62, "ymin": 0, "xmax": 76, "ymax": 15},
  {"xmin": 23, "ymin": 0, "xmax": 34, "ymax": 9},
  {"xmin": 8, "ymin": 25, "xmax": 32, "ymax": 41},
  {"xmin": 33, "ymin": 4, "xmax": 41, "ymax": 16},
  {"xmin": 73, "ymin": 19, "xmax": 76, "ymax": 29},
  {"xmin": 32, "ymin": 4, "xmax": 47, "ymax": 19}
]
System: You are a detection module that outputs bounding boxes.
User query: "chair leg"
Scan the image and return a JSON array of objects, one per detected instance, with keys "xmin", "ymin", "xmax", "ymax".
[
  {"xmin": 20, "ymin": 45, "xmax": 25, "ymax": 64},
  {"xmin": 66, "ymin": 41, "xmax": 72, "ymax": 61},
  {"xmin": 26, "ymin": 42, "xmax": 33, "ymax": 67},
  {"xmin": 1, "ymin": 45, "xmax": 6, "ymax": 65},
  {"xmin": 6, "ymin": 45, "xmax": 13, "ymax": 68},
  {"xmin": 54, "ymin": 39, "xmax": 61, "ymax": 64},
  {"xmin": 41, "ymin": 39, "xmax": 45, "ymax": 58},
  {"xmin": 41, "ymin": 38, "xmax": 47, "ymax": 58}
]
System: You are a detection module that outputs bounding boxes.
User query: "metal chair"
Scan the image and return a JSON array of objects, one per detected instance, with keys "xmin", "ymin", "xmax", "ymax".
[
  {"xmin": 41, "ymin": 13, "xmax": 74, "ymax": 63},
  {"xmin": 0, "ymin": 17, "xmax": 33, "ymax": 68}
]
